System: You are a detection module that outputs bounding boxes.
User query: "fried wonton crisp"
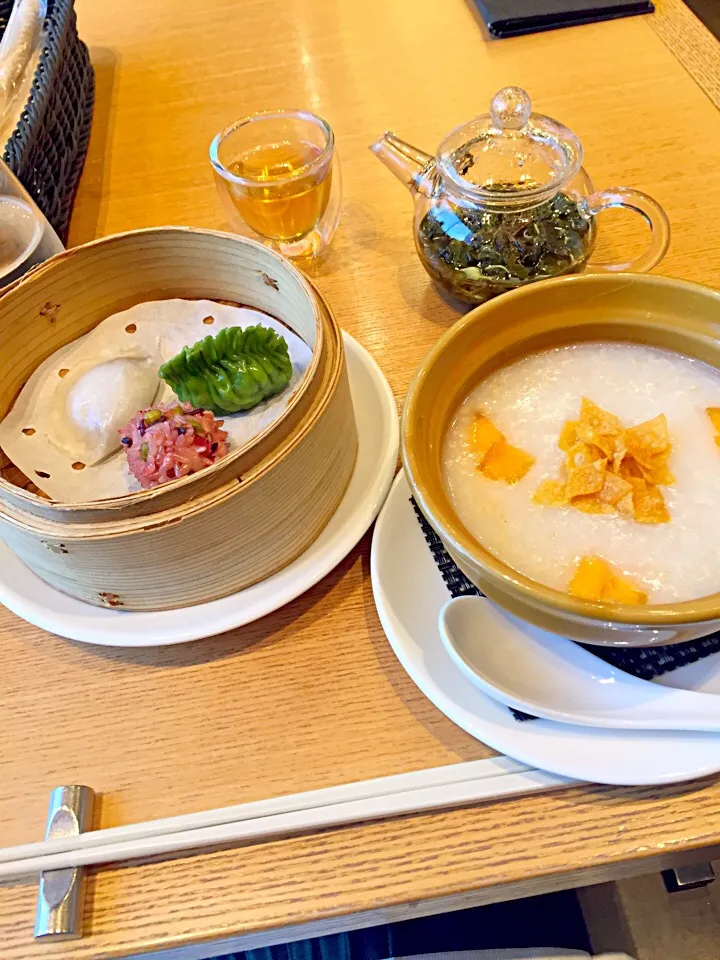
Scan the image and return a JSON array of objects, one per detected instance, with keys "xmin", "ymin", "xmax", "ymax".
[
  {"xmin": 565, "ymin": 458, "xmax": 607, "ymax": 500},
  {"xmin": 632, "ymin": 481, "xmax": 671, "ymax": 524},
  {"xmin": 579, "ymin": 398, "xmax": 622, "ymax": 437},
  {"xmin": 572, "ymin": 495, "xmax": 616, "ymax": 515},
  {"xmin": 532, "ymin": 479, "xmax": 567, "ymax": 506},
  {"xmin": 534, "ymin": 399, "xmax": 673, "ymax": 524},
  {"xmin": 597, "ymin": 471, "xmax": 633, "ymax": 506},
  {"xmin": 558, "ymin": 421, "xmax": 579, "ymax": 451},
  {"xmin": 623, "ymin": 413, "xmax": 670, "ymax": 464}
]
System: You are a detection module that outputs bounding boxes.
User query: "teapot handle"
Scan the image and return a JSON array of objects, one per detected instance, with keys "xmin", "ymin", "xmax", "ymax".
[{"xmin": 582, "ymin": 188, "xmax": 670, "ymax": 274}]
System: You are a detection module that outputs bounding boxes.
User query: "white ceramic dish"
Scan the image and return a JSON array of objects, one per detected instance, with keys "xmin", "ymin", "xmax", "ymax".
[
  {"xmin": 0, "ymin": 195, "xmax": 43, "ymax": 279},
  {"xmin": 371, "ymin": 471, "xmax": 720, "ymax": 786},
  {"xmin": 0, "ymin": 333, "xmax": 398, "ymax": 646}
]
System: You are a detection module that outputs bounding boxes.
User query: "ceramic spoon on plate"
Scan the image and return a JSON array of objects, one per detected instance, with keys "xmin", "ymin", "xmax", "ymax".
[{"xmin": 439, "ymin": 595, "xmax": 720, "ymax": 732}]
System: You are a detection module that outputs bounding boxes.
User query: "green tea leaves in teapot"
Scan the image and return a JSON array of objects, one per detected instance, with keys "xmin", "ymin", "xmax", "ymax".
[{"xmin": 418, "ymin": 186, "xmax": 595, "ymax": 303}]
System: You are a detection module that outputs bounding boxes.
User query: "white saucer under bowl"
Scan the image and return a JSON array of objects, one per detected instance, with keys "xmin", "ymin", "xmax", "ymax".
[
  {"xmin": 0, "ymin": 333, "xmax": 399, "ymax": 647},
  {"xmin": 370, "ymin": 470, "xmax": 720, "ymax": 786}
]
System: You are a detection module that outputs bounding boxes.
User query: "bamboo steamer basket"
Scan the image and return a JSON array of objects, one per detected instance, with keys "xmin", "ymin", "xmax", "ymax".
[
  {"xmin": 0, "ymin": 227, "xmax": 338, "ymax": 521},
  {"xmin": 0, "ymin": 228, "xmax": 358, "ymax": 611}
]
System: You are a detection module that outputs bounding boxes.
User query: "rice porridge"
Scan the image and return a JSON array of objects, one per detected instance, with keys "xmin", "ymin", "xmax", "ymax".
[{"xmin": 441, "ymin": 342, "xmax": 720, "ymax": 603}]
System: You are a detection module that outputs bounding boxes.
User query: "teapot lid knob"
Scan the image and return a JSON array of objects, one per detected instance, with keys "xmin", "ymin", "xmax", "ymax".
[{"xmin": 489, "ymin": 86, "xmax": 532, "ymax": 131}]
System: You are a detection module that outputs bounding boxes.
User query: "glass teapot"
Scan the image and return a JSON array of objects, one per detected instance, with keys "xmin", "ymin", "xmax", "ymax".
[{"xmin": 371, "ymin": 87, "xmax": 669, "ymax": 305}]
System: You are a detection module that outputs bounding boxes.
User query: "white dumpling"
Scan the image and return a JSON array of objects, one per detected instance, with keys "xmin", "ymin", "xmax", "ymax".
[{"xmin": 48, "ymin": 357, "xmax": 159, "ymax": 465}]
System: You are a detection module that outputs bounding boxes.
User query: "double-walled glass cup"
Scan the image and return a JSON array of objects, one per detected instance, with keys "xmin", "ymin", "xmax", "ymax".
[{"xmin": 210, "ymin": 109, "xmax": 342, "ymax": 260}]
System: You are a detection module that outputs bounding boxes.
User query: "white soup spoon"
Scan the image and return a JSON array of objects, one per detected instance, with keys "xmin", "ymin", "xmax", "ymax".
[{"xmin": 439, "ymin": 595, "xmax": 720, "ymax": 732}]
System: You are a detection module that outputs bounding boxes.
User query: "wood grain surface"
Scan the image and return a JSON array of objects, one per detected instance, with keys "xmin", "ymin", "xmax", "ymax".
[{"xmin": 2, "ymin": 0, "xmax": 720, "ymax": 956}]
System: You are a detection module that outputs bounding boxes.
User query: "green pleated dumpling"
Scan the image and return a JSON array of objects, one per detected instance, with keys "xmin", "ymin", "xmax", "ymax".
[{"xmin": 158, "ymin": 324, "xmax": 293, "ymax": 414}]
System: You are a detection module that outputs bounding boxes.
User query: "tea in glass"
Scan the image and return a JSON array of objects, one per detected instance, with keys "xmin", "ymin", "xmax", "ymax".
[{"xmin": 211, "ymin": 110, "xmax": 341, "ymax": 259}]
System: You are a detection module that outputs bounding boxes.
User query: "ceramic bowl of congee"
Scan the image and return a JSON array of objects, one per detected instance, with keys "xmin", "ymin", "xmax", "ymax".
[{"xmin": 402, "ymin": 272, "xmax": 720, "ymax": 647}]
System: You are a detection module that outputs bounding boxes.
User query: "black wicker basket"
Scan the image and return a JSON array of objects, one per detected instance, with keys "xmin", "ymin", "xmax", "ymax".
[{"xmin": 0, "ymin": 0, "xmax": 93, "ymax": 242}]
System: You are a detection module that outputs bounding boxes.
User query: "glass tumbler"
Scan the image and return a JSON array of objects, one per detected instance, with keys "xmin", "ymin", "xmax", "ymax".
[{"xmin": 210, "ymin": 109, "xmax": 342, "ymax": 260}]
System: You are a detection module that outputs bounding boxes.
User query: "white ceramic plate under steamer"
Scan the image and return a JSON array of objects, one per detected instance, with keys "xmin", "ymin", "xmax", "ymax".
[{"xmin": 0, "ymin": 333, "xmax": 398, "ymax": 647}]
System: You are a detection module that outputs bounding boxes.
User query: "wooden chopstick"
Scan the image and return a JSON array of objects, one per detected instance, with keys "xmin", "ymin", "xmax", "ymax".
[{"xmin": 0, "ymin": 760, "xmax": 571, "ymax": 880}]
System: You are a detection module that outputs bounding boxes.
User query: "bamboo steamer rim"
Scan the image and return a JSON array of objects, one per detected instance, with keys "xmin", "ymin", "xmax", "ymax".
[
  {"xmin": 0, "ymin": 291, "xmax": 339, "ymax": 525},
  {"xmin": 0, "ymin": 282, "xmax": 348, "ymax": 540},
  {"xmin": 0, "ymin": 227, "xmax": 327, "ymax": 516}
]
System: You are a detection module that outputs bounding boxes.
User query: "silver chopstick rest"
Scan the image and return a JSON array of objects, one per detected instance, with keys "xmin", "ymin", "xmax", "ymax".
[{"xmin": 34, "ymin": 785, "xmax": 95, "ymax": 941}]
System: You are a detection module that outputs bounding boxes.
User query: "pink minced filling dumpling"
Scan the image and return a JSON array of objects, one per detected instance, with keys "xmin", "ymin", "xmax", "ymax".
[{"xmin": 119, "ymin": 402, "xmax": 229, "ymax": 489}]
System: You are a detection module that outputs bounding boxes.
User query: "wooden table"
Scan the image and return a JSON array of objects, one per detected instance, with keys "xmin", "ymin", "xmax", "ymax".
[{"xmin": 2, "ymin": 0, "xmax": 720, "ymax": 956}]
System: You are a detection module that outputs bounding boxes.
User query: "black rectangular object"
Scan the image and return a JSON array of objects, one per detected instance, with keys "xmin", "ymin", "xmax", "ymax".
[{"xmin": 474, "ymin": 0, "xmax": 654, "ymax": 38}]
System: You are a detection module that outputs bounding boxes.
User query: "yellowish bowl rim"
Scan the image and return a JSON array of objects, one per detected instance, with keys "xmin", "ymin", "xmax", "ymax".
[{"xmin": 402, "ymin": 271, "xmax": 720, "ymax": 627}]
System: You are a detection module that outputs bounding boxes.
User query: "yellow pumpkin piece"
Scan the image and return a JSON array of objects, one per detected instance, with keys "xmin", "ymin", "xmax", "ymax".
[
  {"xmin": 605, "ymin": 574, "xmax": 648, "ymax": 605},
  {"xmin": 569, "ymin": 555, "xmax": 648, "ymax": 604},
  {"xmin": 579, "ymin": 398, "xmax": 622, "ymax": 437},
  {"xmin": 598, "ymin": 471, "xmax": 633, "ymax": 506},
  {"xmin": 569, "ymin": 555, "xmax": 613, "ymax": 601},
  {"xmin": 572, "ymin": 494, "xmax": 616, "ymax": 515},
  {"xmin": 566, "ymin": 458, "xmax": 607, "ymax": 500},
  {"xmin": 632, "ymin": 482, "xmax": 670, "ymax": 524},
  {"xmin": 481, "ymin": 441, "xmax": 535, "ymax": 484},
  {"xmin": 623, "ymin": 414, "xmax": 670, "ymax": 465},
  {"xmin": 533, "ymin": 479, "xmax": 568, "ymax": 506},
  {"xmin": 707, "ymin": 407, "xmax": 720, "ymax": 433},
  {"xmin": 469, "ymin": 414, "xmax": 504, "ymax": 465},
  {"xmin": 558, "ymin": 421, "xmax": 579, "ymax": 451}
]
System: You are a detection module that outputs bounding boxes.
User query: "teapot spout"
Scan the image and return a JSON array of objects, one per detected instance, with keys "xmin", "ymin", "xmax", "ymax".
[{"xmin": 370, "ymin": 133, "xmax": 435, "ymax": 195}]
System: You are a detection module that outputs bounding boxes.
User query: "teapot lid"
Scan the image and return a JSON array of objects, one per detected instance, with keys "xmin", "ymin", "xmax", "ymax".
[{"xmin": 437, "ymin": 87, "xmax": 583, "ymax": 208}]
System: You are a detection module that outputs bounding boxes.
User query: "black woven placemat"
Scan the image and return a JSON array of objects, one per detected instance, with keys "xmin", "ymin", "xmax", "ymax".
[{"xmin": 411, "ymin": 497, "xmax": 720, "ymax": 721}]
